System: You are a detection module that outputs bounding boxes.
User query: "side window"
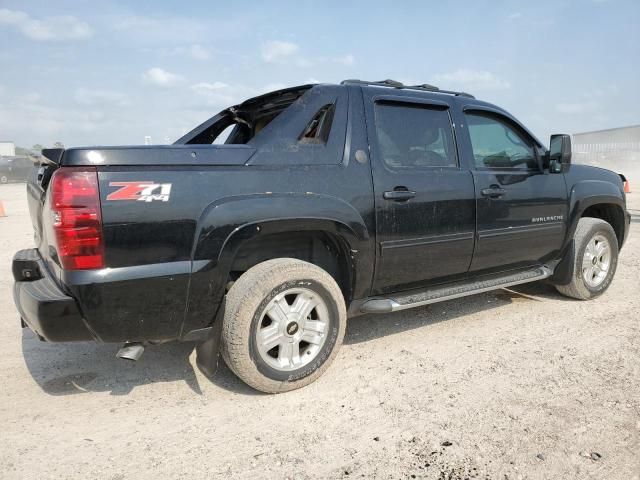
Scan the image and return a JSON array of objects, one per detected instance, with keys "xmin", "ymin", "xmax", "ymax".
[
  {"xmin": 299, "ymin": 104, "xmax": 335, "ymax": 144},
  {"xmin": 374, "ymin": 103, "xmax": 457, "ymax": 168},
  {"xmin": 466, "ymin": 112, "xmax": 537, "ymax": 170}
]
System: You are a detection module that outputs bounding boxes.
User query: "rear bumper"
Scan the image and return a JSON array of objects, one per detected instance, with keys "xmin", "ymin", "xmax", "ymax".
[{"xmin": 12, "ymin": 249, "xmax": 94, "ymax": 342}]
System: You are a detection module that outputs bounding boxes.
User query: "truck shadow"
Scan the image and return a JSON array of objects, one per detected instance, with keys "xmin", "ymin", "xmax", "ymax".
[
  {"xmin": 21, "ymin": 331, "xmax": 206, "ymax": 396},
  {"xmin": 21, "ymin": 281, "xmax": 565, "ymax": 397}
]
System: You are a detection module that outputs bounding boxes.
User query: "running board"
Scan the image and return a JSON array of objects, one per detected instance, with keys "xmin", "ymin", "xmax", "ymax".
[{"xmin": 360, "ymin": 266, "xmax": 552, "ymax": 314}]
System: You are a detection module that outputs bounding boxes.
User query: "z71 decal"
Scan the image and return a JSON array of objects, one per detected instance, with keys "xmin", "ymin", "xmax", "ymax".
[{"xmin": 106, "ymin": 182, "xmax": 172, "ymax": 202}]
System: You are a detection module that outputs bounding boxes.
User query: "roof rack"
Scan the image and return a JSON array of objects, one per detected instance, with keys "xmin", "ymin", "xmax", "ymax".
[{"xmin": 340, "ymin": 79, "xmax": 475, "ymax": 99}]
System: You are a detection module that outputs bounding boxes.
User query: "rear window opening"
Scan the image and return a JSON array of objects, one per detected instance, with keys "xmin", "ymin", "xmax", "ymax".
[
  {"xmin": 177, "ymin": 85, "xmax": 312, "ymax": 145},
  {"xmin": 299, "ymin": 103, "xmax": 335, "ymax": 145}
]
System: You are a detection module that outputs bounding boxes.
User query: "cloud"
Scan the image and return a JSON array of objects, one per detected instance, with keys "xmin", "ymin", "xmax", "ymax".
[
  {"xmin": 142, "ymin": 68, "xmax": 184, "ymax": 87},
  {"xmin": 507, "ymin": 12, "xmax": 523, "ymax": 20},
  {"xmin": 336, "ymin": 54, "xmax": 355, "ymax": 66},
  {"xmin": 258, "ymin": 83, "xmax": 287, "ymax": 94},
  {"xmin": 431, "ymin": 69, "xmax": 511, "ymax": 90},
  {"xmin": 261, "ymin": 40, "xmax": 300, "ymax": 63},
  {"xmin": 189, "ymin": 44, "xmax": 211, "ymax": 60},
  {"xmin": 0, "ymin": 98, "xmax": 111, "ymax": 145},
  {"xmin": 556, "ymin": 101, "xmax": 598, "ymax": 114},
  {"xmin": 75, "ymin": 88, "xmax": 128, "ymax": 107},
  {"xmin": 22, "ymin": 92, "xmax": 41, "ymax": 103},
  {"xmin": 0, "ymin": 8, "xmax": 92, "ymax": 41},
  {"xmin": 191, "ymin": 82, "xmax": 229, "ymax": 91},
  {"xmin": 259, "ymin": 40, "xmax": 353, "ymax": 69},
  {"xmin": 112, "ymin": 15, "xmax": 247, "ymax": 46},
  {"xmin": 113, "ymin": 15, "xmax": 206, "ymax": 45},
  {"xmin": 190, "ymin": 82, "xmax": 244, "ymax": 106},
  {"xmin": 190, "ymin": 81, "xmax": 293, "ymax": 110},
  {"xmin": 160, "ymin": 44, "xmax": 212, "ymax": 60}
]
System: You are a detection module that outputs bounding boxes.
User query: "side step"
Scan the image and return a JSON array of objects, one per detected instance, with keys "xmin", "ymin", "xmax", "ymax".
[{"xmin": 361, "ymin": 266, "xmax": 552, "ymax": 314}]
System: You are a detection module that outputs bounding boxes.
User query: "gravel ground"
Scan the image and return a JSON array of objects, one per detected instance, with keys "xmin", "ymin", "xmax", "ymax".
[{"xmin": 0, "ymin": 182, "xmax": 638, "ymax": 480}]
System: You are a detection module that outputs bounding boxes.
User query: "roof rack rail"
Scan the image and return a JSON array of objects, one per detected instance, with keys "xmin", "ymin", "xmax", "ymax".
[{"xmin": 340, "ymin": 79, "xmax": 475, "ymax": 99}]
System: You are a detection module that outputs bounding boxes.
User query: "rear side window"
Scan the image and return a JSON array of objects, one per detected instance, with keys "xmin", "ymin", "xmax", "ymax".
[
  {"xmin": 374, "ymin": 103, "xmax": 457, "ymax": 168},
  {"xmin": 299, "ymin": 104, "xmax": 335, "ymax": 144},
  {"xmin": 466, "ymin": 112, "xmax": 537, "ymax": 170}
]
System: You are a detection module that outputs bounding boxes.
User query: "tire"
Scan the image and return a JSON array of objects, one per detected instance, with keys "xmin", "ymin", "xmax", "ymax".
[
  {"xmin": 555, "ymin": 217, "xmax": 618, "ymax": 300},
  {"xmin": 221, "ymin": 258, "xmax": 347, "ymax": 393}
]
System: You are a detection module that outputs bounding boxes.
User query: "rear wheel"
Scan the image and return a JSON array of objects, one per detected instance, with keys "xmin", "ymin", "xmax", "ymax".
[
  {"xmin": 221, "ymin": 258, "xmax": 346, "ymax": 393},
  {"xmin": 555, "ymin": 217, "xmax": 618, "ymax": 300}
]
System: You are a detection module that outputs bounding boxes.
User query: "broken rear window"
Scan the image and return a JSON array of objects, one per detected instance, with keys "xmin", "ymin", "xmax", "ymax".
[{"xmin": 175, "ymin": 85, "xmax": 312, "ymax": 145}]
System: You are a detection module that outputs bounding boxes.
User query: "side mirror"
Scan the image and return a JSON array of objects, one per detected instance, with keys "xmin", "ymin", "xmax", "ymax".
[{"xmin": 548, "ymin": 134, "xmax": 571, "ymax": 173}]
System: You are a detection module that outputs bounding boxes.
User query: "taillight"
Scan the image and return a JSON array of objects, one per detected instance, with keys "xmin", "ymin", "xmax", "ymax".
[{"xmin": 49, "ymin": 167, "xmax": 104, "ymax": 270}]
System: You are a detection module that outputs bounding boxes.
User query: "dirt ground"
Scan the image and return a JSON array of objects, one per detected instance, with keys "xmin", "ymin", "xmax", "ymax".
[{"xmin": 0, "ymin": 182, "xmax": 638, "ymax": 480}]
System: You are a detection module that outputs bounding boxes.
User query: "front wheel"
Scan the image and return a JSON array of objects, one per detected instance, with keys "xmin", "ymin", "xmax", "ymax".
[
  {"xmin": 221, "ymin": 258, "xmax": 346, "ymax": 393},
  {"xmin": 555, "ymin": 217, "xmax": 619, "ymax": 300}
]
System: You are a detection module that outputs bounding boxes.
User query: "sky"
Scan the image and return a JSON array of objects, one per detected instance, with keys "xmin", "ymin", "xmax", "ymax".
[{"xmin": 0, "ymin": 0, "xmax": 638, "ymax": 149}]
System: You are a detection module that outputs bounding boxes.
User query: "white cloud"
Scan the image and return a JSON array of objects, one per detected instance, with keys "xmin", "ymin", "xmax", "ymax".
[
  {"xmin": 189, "ymin": 44, "xmax": 211, "ymax": 60},
  {"xmin": 191, "ymin": 82, "xmax": 229, "ymax": 91},
  {"xmin": 75, "ymin": 88, "xmax": 128, "ymax": 107},
  {"xmin": 556, "ymin": 101, "xmax": 598, "ymax": 114},
  {"xmin": 22, "ymin": 92, "xmax": 41, "ymax": 103},
  {"xmin": 335, "ymin": 54, "xmax": 355, "ymax": 66},
  {"xmin": 507, "ymin": 12, "xmax": 523, "ymax": 20},
  {"xmin": 261, "ymin": 40, "xmax": 300, "ymax": 63},
  {"xmin": 113, "ymin": 15, "xmax": 206, "ymax": 45},
  {"xmin": 190, "ymin": 81, "xmax": 294, "ymax": 110},
  {"xmin": 0, "ymin": 99, "xmax": 111, "ymax": 145},
  {"xmin": 0, "ymin": 8, "xmax": 92, "ymax": 41},
  {"xmin": 295, "ymin": 58, "xmax": 314, "ymax": 68},
  {"xmin": 112, "ymin": 15, "xmax": 246, "ymax": 46},
  {"xmin": 190, "ymin": 82, "xmax": 244, "ymax": 106},
  {"xmin": 142, "ymin": 67, "xmax": 184, "ymax": 87},
  {"xmin": 431, "ymin": 69, "xmax": 511, "ymax": 90},
  {"xmin": 258, "ymin": 83, "xmax": 287, "ymax": 94},
  {"xmin": 157, "ymin": 44, "xmax": 212, "ymax": 61}
]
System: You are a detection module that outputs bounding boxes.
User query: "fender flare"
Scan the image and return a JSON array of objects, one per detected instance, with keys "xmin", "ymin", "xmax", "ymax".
[{"xmin": 565, "ymin": 180, "xmax": 626, "ymax": 246}]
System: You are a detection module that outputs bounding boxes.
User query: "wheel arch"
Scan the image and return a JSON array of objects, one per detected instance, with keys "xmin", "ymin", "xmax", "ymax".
[
  {"xmin": 181, "ymin": 193, "xmax": 372, "ymax": 337},
  {"xmin": 553, "ymin": 181, "xmax": 626, "ymax": 286},
  {"xmin": 567, "ymin": 180, "xmax": 626, "ymax": 249},
  {"xmin": 220, "ymin": 219, "xmax": 360, "ymax": 302}
]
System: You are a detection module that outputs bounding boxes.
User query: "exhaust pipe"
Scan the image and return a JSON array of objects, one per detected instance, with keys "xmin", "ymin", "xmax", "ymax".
[{"xmin": 116, "ymin": 342, "xmax": 145, "ymax": 361}]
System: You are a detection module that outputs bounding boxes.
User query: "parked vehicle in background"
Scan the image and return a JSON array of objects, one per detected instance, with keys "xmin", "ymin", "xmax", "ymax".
[
  {"xmin": 11, "ymin": 80, "xmax": 631, "ymax": 393},
  {"xmin": 0, "ymin": 156, "xmax": 35, "ymax": 183}
]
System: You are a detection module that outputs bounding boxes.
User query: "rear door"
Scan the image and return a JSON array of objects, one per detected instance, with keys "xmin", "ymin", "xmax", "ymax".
[
  {"xmin": 458, "ymin": 107, "xmax": 568, "ymax": 272},
  {"xmin": 364, "ymin": 91, "xmax": 476, "ymax": 294}
]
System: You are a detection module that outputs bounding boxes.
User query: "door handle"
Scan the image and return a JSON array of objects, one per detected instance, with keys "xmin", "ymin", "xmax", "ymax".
[
  {"xmin": 481, "ymin": 186, "xmax": 506, "ymax": 198},
  {"xmin": 383, "ymin": 189, "xmax": 416, "ymax": 201}
]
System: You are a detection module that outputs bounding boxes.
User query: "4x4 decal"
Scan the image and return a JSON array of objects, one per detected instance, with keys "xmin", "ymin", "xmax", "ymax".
[{"xmin": 106, "ymin": 182, "xmax": 172, "ymax": 202}]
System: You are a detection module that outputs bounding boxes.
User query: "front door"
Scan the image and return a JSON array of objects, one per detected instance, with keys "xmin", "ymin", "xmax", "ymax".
[
  {"xmin": 460, "ymin": 109, "xmax": 568, "ymax": 272},
  {"xmin": 365, "ymin": 94, "xmax": 476, "ymax": 295}
]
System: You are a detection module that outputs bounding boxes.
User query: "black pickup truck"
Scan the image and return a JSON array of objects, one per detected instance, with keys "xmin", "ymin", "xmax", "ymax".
[{"xmin": 12, "ymin": 80, "xmax": 631, "ymax": 393}]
